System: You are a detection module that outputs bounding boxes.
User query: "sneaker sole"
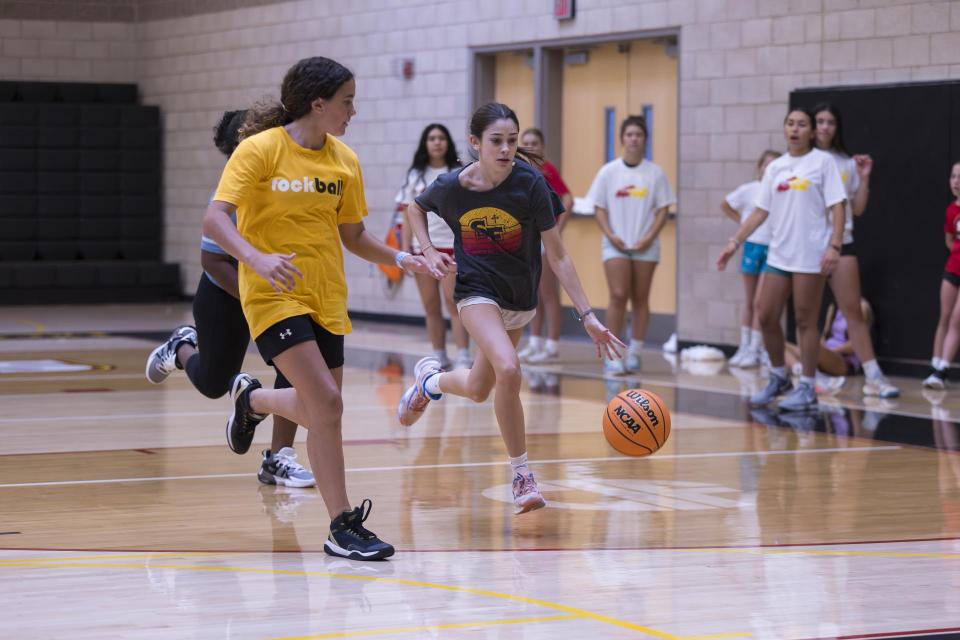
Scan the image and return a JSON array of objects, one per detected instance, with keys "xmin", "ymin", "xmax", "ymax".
[
  {"xmin": 778, "ymin": 401, "xmax": 818, "ymax": 412},
  {"xmin": 514, "ymin": 496, "xmax": 546, "ymax": 515},
  {"xmin": 144, "ymin": 343, "xmax": 172, "ymax": 384},
  {"xmin": 258, "ymin": 470, "xmax": 316, "ymax": 488},
  {"xmin": 323, "ymin": 539, "xmax": 395, "ymax": 561}
]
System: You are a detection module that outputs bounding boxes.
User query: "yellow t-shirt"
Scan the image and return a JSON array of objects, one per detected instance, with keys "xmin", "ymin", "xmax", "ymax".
[{"xmin": 213, "ymin": 127, "xmax": 367, "ymax": 339}]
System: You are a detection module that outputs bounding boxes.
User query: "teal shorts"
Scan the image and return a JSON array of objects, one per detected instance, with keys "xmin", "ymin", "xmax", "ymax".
[
  {"xmin": 761, "ymin": 263, "xmax": 792, "ymax": 278},
  {"xmin": 740, "ymin": 241, "xmax": 769, "ymax": 275}
]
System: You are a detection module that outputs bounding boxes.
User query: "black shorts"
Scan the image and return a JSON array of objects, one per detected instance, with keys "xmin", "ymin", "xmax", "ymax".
[
  {"xmin": 944, "ymin": 271, "xmax": 960, "ymax": 287},
  {"xmin": 255, "ymin": 315, "xmax": 345, "ymax": 370},
  {"xmin": 841, "ymin": 242, "xmax": 856, "ymax": 257}
]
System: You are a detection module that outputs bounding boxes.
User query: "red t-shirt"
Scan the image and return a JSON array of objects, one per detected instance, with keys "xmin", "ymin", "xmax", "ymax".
[
  {"xmin": 944, "ymin": 202, "xmax": 960, "ymax": 275},
  {"xmin": 541, "ymin": 161, "xmax": 570, "ymax": 198}
]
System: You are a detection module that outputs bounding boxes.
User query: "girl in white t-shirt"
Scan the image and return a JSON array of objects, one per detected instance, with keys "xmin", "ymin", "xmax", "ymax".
[
  {"xmin": 587, "ymin": 115, "xmax": 676, "ymax": 375},
  {"xmin": 398, "ymin": 123, "xmax": 469, "ymax": 370},
  {"xmin": 813, "ymin": 103, "xmax": 899, "ymax": 399},
  {"xmin": 721, "ymin": 149, "xmax": 781, "ymax": 368},
  {"xmin": 718, "ymin": 107, "xmax": 846, "ymax": 412}
]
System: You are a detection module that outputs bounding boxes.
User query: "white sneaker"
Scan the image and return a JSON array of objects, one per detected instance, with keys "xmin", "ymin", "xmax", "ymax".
[
  {"xmin": 728, "ymin": 344, "xmax": 749, "ymax": 367},
  {"xmin": 517, "ymin": 342, "xmax": 541, "ymax": 363},
  {"xmin": 863, "ymin": 375, "xmax": 900, "ymax": 399},
  {"xmin": 396, "ymin": 356, "xmax": 442, "ymax": 427},
  {"xmin": 512, "ymin": 470, "xmax": 546, "ymax": 515},
  {"xmin": 662, "ymin": 333, "xmax": 678, "ymax": 354},
  {"xmin": 603, "ymin": 357, "xmax": 625, "ymax": 376},
  {"xmin": 923, "ymin": 368, "xmax": 947, "ymax": 390},
  {"xmin": 736, "ymin": 347, "xmax": 761, "ymax": 368},
  {"xmin": 527, "ymin": 349, "xmax": 558, "ymax": 364},
  {"xmin": 625, "ymin": 351, "xmax": 642, "ymax": 372}
]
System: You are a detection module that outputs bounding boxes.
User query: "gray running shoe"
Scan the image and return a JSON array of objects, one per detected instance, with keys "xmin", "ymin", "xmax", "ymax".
[
  {"xmin": 778, "ymin": 383, "xmax": 818, "ymax": 412},
  {"xmin": 145, "ymin": 325, "xmax": 197, "ymax": 384},
  {"xmin": 749, "ymin": 373, "xmax": 792, "ymax": 406}
]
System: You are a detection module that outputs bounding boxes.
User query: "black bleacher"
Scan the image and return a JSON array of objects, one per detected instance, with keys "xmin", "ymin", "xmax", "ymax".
[{"xmin": 0, "ymin": 81, "xmax": 179, "ymax": 304}]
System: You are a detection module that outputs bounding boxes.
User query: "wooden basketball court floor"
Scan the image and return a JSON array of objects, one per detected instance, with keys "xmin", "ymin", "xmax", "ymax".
[{"xmin": 1, "ymin": 303, "xmax": 959, "ymax": 640}]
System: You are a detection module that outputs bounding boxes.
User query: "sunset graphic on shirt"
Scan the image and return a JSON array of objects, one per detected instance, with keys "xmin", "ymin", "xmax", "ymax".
[
  {"xmin": 776, "ymin": 176, "xmax": 812, "ymax": 192},
  {"xmin": 459, "ymin": 207, "xmax": 522, "ymax": 255},
  {"xmin": 614, "ymin": 185, "xmax": 649, "ymax": 198}
]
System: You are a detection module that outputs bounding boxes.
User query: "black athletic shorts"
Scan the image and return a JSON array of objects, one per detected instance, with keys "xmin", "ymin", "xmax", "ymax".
[
  {"xmin": 944, "ymin": 271, "xmax": 960, "ymax": 287},
  {"xmin": 255, "ymin": 314, "xmax": 345, "ymax": 370},
  {"xmin": 840, "ymin": 242, "xmax": 856, "ymax": 257}
]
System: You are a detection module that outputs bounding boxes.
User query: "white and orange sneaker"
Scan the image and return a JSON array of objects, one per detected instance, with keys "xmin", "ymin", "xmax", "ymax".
[
  {"xmin": 512, "ymin": 470, "xmax": 546, "ymax": 515},
  {"xmin": 396, "ymin": 356, "xmax": 443, "ymax": 427}
]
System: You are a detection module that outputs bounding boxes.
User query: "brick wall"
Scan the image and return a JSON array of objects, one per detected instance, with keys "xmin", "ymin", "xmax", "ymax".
[{"xmin": 4, "ymin": 0, "xmax": 960, "ymax": 343}]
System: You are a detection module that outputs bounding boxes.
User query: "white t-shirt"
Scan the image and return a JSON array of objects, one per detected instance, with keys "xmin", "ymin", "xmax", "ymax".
[
  {"xmin": 586, "ymin": 158, "xmax": 676, "ymax": 249},
  {"xmin": 826, "ymin": 150, "xmax": 859, "ymax": 245},
  {"xmin": 755, "ymin": 147, "xmax": 847, "ymax": 274},
  {"xmin": 396, "ymin": 165, "xmax": 454, "ymax": 249},
  {"xmin": 725, "ymin": 180, "xmax": 771, "ymax": 245}
]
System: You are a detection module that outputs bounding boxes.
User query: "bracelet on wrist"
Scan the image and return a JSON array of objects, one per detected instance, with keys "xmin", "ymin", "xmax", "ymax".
[
  {"xmin": 394, "ymin": 250, "xmax": 411, "ymax": 268},
  {"xmin": 728, "ymin": 237, "xmax": 741, "ymax": 248},
  {"xmin": 830, "ymin": 244, "xmax": 841, "ymax": 252},
  {"xmin": 420, "ymin": 243, "xmax": 434, "ymax": 252},
  {"xmin": 574, "ymin": 307, "xmax": 595, "ymax": 323}
]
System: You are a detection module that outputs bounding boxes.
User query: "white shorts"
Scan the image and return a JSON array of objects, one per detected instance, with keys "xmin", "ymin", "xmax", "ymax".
[
  {"xmin": 601, "ymin": 236, "xmax": 660, "ymax": 263},
  {"xmin": 456, "ymin": 296, "xmax": 536, "ymax": 331}
]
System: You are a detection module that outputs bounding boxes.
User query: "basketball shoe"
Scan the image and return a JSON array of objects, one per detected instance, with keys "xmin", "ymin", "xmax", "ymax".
[
  {"xmin": 145, "ymin": 325, "xmax": 197, "ymax": 384},
  {"xmin": 778, "ymin": 382, "xmax": 818, "ymax": 412},
  {"xmin": 258, "ymin": 447, "xmax": 316, "ymax": 488},
  {"xmin": 226, "ymin": 373, "xmax": 266, "ymax": 454},
  {"xmin": 324, "ymin": 498, "xmax": 395, "ymax": 561},
  {"xmin": 396, "ymin": 356, "xmax": 442, "ymax": 427},
  {"xmin": 512, "ymin": 470, "xmax": 546, "ymax": 515},
  {"xmin": 923, "ymin": 368, "xmax": 947, "ymax": 390},
  {"xmin": 862, "ymin": 374, "xmax": 900, "ymax": 399},
  {"xmin": 749, "ymin": 372, "xmax": 792, "ymax": 406}
]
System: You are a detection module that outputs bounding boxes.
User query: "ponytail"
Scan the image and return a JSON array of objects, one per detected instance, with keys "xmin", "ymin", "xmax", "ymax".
[{"xmin": 238, "ymin": 100, "xmax": 292, "ymax": 141}]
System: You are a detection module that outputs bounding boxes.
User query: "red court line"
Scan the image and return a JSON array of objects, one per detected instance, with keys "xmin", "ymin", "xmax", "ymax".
[
  {"xmin": 3, "ymin": 534, "xmax": 959, "ymax": 555},
  {"xmin": 801, "ymin": 625, "xmax": 960, "ymax": 639}
]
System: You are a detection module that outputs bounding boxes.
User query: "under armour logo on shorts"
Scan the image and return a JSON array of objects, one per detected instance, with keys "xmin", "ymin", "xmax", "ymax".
[{"xmin": 280, "ymin": 328, "xmax": 292, "ymax": 340}]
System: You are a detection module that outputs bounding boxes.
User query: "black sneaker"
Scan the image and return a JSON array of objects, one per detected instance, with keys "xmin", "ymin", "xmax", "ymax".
[
  {"xmin": 226, "ymin": 373, "xmax": 266, "ymax": 454},
  {"xmin": 324, "ymin": 499, "xmax": 395, "ymax": 561},
  {"xmin": 923, "ymin": 368, "xmax": 947, "ymax": 390}
]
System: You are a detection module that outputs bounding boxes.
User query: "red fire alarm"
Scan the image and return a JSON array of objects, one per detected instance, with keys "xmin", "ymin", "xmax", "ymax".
[
  {"xmin": 554, "ymin": 0, "xmax": 575, "ymax": 20},
  {"xmin": 401, "ymin": 58, "xmax": 415, "ymax": 80}
]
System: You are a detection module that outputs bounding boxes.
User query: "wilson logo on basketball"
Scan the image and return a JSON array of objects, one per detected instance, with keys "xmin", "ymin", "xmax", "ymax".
[
  {"xmin": 626, "ymin": 389, "xmax": 660, "ymax": 427},
  {"xmin": 271, "ymin": 176, "xmax": 344, "ymax": 195}
]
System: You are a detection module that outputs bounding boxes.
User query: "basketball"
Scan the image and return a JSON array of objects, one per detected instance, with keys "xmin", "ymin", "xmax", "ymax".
[{"xmin": 602, "ymin": 388, "xmax": 671, "ymax": 457}]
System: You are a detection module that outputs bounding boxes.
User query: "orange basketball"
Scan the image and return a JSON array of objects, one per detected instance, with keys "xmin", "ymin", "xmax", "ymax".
[{"xmin": 602, "ymin": 388, "xmax": 671, "ymax": 456}]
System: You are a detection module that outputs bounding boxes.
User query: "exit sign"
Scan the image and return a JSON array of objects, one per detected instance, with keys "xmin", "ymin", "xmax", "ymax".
[{"xmin": 554, "ymin": 0, "xmax": 575, "ymax": 20}]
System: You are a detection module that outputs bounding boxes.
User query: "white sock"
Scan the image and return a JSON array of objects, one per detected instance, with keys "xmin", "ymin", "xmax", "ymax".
[
  {"xmin": 771, "ymin": 366, "xmax": 787, "ymax": 379},
  {"xmin": 740, "ymin": 326, "xmax": 751, "ymax": 348},
  {"xmin": 545, "ymin": 338, "xmax": 559, "ymax": 354},
  {"xmin": 750, "ymin": 329, "xmax": 763, "ymax": 349},
  {"xmin": 457, "ymin": 348, "xmax": 471, "ymax": 360},
  {"xmin": 509, "ymin": 452, "xmax": 529, "ymax": 476},
  {"xmin": 527, "ymin": 336, "xmax": 542, "ymax": 350},
  {"xmin": 423, "ymin": 371, "xmax": 443, "ymax": 399},
  {"xmin": 629, "ymin": 338, "xmax": 643, "ymax": 354},
  {"xmin": 433, "ymin": 348, "xmax": 447, "ymax": 362},
  {"xmin": 862, "ymin": 359, "xmax": 882, "ymax": 380},
  {"xmin": 800, "ymin": 375, "xmax": 815, "ymax": 388},
  {"xmin": 934, "ymin": 357, "xmax": 948, "ymax": 371}
]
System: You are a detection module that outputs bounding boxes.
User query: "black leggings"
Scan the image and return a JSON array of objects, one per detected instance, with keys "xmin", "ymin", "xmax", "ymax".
[{"xmin": 185, "ymin": 274, "xmax": 290, "ymax": 398}]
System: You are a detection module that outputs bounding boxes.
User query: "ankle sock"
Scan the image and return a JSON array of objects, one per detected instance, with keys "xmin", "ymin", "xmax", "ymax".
[
  {"xmin": 423, "ymin": 371, "xmax": 443, "ymax": 399},
  {"xmin": 863, "ymin": 359, "xmax": 882, "ymax": 380},
  {"xmin": 544, "ymin": 338, "xmax": 559, "ymax": 354},
  {"xmin": 740, "ymin": 326, "xmax": 751, "ymax": 348},
  {"xmin": 771, "ymin": 366, "xmax": 787, "ymax": 379},
  {"xmin": 629, "ymin": 338, "xmax": 643, "ymax": 354},
  {"xmin": 527, "ymin": 336, "xmax": 542, "ymax": 350},
  {"xmin": 750, "ymin": 329, "xmax": 763, "ymax": 349},
  {"xmin": 510, "ymin": 452, "xmax": 529, "ymax": 476}
]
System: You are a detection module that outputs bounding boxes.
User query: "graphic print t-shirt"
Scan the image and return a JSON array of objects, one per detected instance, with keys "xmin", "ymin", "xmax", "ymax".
[
  {"xmin": 415, "ymin": 160, "xmax": 562, "ymax": 310},
  {"xmin": 755, "ymin": 147, "xmax": 846, "ymax": 274},
  {"xmin": 826, "ymin": 150, "xmax": 860, "ymax": 245},
  {"xmin": 214, "ymin": 127, "xmax": 367, "ymax": 339},
  {"xmin": 396, "ymin": 165, "xmax": 454, "ymax": 250},
  {"xmin": 725, "ymin": 180, "xmax": 770, "ymax": 245},
  {"xmin": 943, "ymin": 202, "xmax": 960, "ymax": 276},
  {"xmin": 586, "ymin": 158, "xmax": 676, "ymax": 248}
]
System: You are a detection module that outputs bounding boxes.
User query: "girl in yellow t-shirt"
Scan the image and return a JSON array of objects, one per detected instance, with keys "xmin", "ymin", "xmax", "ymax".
[{"xmin": 203, "ymin": 56, "xmax": 439, "ymax": 561}]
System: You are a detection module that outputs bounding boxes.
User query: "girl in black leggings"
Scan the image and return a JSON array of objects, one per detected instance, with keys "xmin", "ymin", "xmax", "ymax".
[{"xmin": 145, "ymin": 110, "xmax": 314, "ymax": 488}]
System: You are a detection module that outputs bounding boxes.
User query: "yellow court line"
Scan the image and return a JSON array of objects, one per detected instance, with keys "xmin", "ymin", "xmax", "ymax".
[
  {"xmin": 272, "ymin": 614, "xmax": 581, "ymax": 640},
  {"xmin": 678, "ymin": 548, "xmax": 960, "ymax": 560},
  {"xmin": 3, "ymin": 560, "xmax": 680, "ymax": 639}
]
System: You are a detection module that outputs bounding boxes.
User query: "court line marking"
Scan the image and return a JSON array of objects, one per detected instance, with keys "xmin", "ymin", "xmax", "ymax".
[
  {"xmin": 0, "ymin": 560, "xmax": 679, "ymax": 638},
  {"xmin": 271, "ymin": 614, "xmax": 582, "ymax": 639},
  {"xmin": 680, "ymin": 634, "xmax": 752, "ymax": 640},
  {"xmin": 0, "ymin": 445, "xmax": 902, "ymax": 489},
  {"xmin": 677, "ymin": 547, "xmax": 960, "ymax": 560}
]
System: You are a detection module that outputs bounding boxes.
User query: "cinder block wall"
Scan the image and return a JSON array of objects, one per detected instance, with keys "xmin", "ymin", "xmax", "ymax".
[{"xmin": 3, "ymin": 0, "xmax": 960, "ymax": 345}]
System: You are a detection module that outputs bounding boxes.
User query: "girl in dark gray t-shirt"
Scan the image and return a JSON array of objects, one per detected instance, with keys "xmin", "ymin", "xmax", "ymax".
[{"xmin": 397, "ymin": 103, "xmax": 625, "ymax": 516}]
